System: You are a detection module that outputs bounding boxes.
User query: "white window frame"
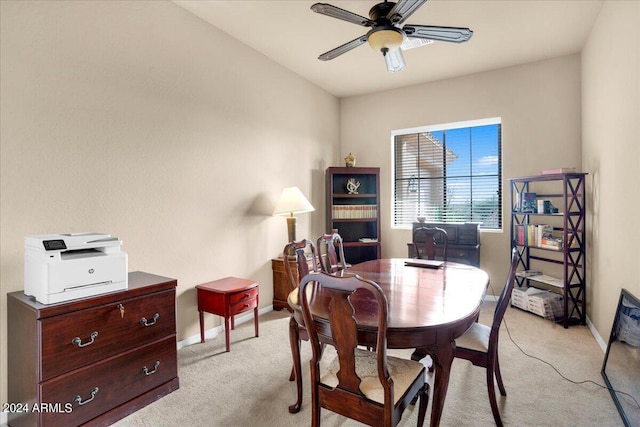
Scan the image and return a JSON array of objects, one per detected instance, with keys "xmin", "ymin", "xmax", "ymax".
[{"xmin": 391, "ymin": 117, "xmax": 502, "ymax": 230}]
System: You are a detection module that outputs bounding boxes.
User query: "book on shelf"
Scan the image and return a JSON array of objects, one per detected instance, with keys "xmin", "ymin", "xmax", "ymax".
[
  {"xmin": 540, "ymin": 167, "xmax": 576, "ymax": 175},
  {"xmin": 521, "ymin": 192, "xmax": 537, "ymax": 213},
  {"xmin": 332, "ymin": 205, "xmax": 377, "ymax": 219},
  {"xmin": 516, "ymin": 224, "xmax": 526, "ymax": 246},
  {"xmin": 540, "ymin": 236, "xmax": 563, "ymax": 250},
  {"xmin": 514, "ymin": 224, "xmax": 562, "ymax": 250},
  {"xmin": 537, "ymin": 199, "xmax": 556, "ymax": 214},
  {"xmin": 358, "ymin": 238, "xmax": 378, "ymax": 243},
  {"xmin": 516, "ymin": 270, "xmax": 542, "ymax": 277}
]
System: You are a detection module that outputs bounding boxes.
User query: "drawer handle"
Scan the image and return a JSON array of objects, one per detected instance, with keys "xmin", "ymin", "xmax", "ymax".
[
  {"xmin": 142, "ymin": 361, "xmax": 160, "ymax": 376},
  {"xmin": 139, "ymin": 313, "xmax": 159, "ymax": 327},
  {"xmin": 71, "ymin": 331, "xmax": 98, "ymax": 348},
  {"xmin": 74, "ymin": 387, "xmax": 99, "ymax": 406}
]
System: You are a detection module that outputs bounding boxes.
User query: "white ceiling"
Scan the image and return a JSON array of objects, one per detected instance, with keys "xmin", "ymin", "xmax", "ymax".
[{"xmin": 174, "ymin": 0, "xmax": 604, "ymax": 98}]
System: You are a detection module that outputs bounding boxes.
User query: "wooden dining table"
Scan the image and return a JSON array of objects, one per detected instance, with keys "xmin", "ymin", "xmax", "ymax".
[{"xmin": 287, "ymin": 258, "xmax": 490, "ymax": 427}]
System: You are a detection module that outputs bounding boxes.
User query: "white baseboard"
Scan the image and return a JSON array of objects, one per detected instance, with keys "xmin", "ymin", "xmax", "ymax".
[{"xmin": 587, "ymin": 315, "xmax": 607, "ymax": 353}]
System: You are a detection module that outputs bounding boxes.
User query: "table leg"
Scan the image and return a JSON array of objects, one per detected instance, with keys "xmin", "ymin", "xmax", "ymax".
[
  {"xmin": 428, "ymin": 340, "xmax": 456, "ymax": 427},
  {"xmin": 231, "ymin": 315, "xmax": 235, "ymax": 330},
  {"xmin": 288, "ymin": 315, "xmax": 303, "ymax": 413},
  {"xmin": 199, "ymin": 311, "xmax": 205, "ymax": 343},
  {"xmin": 224, "ymin": 316, "xmax": 231, "ymax": 352}
]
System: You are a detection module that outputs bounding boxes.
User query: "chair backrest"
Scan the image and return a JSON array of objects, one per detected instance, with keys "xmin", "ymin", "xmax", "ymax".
[
  {"xmin": 316, "ymin": 233, "xmax": 347, "ymax": 273},
  {"xmin": 283, "ymin": 240, "xmax": 318, "ymax": 290},
  {"xmin": 298, "ymin": 272, "xmax": 393, "ymax": 423},
  {"xmin": 412, "ymin": 226, "xmax": 448, "ymax": 261},
  {"xmin": 490, "ymin": 247, "xmax": 519, "ymax": 339}
]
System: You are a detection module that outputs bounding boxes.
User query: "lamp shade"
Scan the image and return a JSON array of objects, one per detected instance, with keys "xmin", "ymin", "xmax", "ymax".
[{"xmin": 273, "ymin": 187, "xmax": 315, "ymax": 216}]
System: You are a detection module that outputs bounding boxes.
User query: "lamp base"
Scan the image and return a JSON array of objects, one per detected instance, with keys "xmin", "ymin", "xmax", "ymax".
[{"xmin": 286, "ymin": 216, "xmax": 297, "ymax": 257}]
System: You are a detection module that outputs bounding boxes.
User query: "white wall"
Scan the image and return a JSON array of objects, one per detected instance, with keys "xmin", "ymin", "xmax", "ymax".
[
  {"xmin": 340, "ymin": 55, "xmax": 583, "ymax": 290},
  {"xmin": 581, "ymin": 0, "xmax": 640, "ymax": 338},
  {"xmin": 0, "ymin": 0, "xmax": 339, "ymax": 405}
]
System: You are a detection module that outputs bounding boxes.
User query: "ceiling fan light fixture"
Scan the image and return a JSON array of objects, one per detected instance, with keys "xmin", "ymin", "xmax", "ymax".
[
  {"xmin": 367, "ymin": 26, "xmax": 404, "ymax": 52},
  {"xmin": 382, "ymin": 47, "xmax": 405, "ymax": 73},
  {"xmin": 311, "ymin": 1, "xmax": 472, "ymax": 73}
]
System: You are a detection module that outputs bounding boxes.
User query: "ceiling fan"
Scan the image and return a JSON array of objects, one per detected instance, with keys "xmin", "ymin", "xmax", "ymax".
[{"xmin": 311, "ymin": 0, "xmax": 473, "ymax": 73}]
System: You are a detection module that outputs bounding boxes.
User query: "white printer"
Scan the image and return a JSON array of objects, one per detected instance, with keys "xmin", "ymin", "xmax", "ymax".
[{"xmin": 24, "ymin": 233, "xmax": 128, "ymax": 304}]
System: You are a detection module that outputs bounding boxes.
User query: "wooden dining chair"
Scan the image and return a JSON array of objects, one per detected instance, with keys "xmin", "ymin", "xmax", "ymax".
[
  {"xmin": 453, "ymin": 247, "xmax": 518, "ymax": 427},
  {"xmin": 316, "ymin": 232, "xmax": 350, "ymax": 273},
  {"xmin": 412, "ymin": 226, "xmax": 448, "ymax": 261},
  {"xmin": 299, "ymin": 271, "xmax": 429, "ymax": 427},
  {"xmin": 283, "ymin": 239, "xmax": 319, "ymax": 413}
]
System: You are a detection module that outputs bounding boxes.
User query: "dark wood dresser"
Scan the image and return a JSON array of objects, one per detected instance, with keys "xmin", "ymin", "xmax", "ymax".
[
  {"xmin": 7, "ymin": 271, "xmax": 179, "ymax": 427},
  {"xmin": 407, "ymin": 222, "xmax": 481, "ymax": 267}
]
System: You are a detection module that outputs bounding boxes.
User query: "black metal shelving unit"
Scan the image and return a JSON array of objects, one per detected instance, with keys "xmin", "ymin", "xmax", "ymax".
[{"xmin": 510, "ymin": 172, "xmax": 587, "ymax": 328}]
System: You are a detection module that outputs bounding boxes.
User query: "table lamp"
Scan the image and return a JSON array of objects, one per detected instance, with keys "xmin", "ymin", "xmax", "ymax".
[{"xmin": 273, "ymin": 186, "xmax": 315, "ymax": 246}]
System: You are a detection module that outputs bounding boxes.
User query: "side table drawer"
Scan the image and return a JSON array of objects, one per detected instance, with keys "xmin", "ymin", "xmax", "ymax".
[
  {"xmin": 40, "ymin": 289, "xmax": 176, "ymax": 381},
  {"xmin": 230, "ymin": 287, "xmax": 258, "ymax": 316},
  {"xmin": 40, "ymin": 336, "xmax": 177, "ymax": 427}
]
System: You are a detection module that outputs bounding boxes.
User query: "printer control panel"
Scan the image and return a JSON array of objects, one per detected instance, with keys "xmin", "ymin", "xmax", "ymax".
[{"xmin": 42, "ymin": 239, "xmax": 67, "ymax": 251}]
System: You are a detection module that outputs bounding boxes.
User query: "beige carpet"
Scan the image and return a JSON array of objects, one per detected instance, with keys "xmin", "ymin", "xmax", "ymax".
[{"xmin": 112, "ymin": 302, "xmax": 623, "ymax": 427}]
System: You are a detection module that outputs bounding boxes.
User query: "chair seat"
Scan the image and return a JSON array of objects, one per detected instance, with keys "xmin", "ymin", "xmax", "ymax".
[
  {"xmin": 456, "ymin": 322, "xmax": 491, "ymax": 352},
  {"xmin": 321, "ymin": 348, "xmax": 425, "ymax": 404}
]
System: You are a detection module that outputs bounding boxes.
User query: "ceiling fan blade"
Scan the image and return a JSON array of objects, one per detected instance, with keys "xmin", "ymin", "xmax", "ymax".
[
  {"xmin": 387, "ymin": 0, "xmax": 430, "ymax": 24},
  {"xmin": 318, "ymin": 35, "xmax": 368, "ymax": 61},
  {"xmin": 311, "ymin": 3, "xmax": 374, "ymax": 27},
  {"xmin": 403, "ymin": 25, "xmax": 473, "ymax": 43}
]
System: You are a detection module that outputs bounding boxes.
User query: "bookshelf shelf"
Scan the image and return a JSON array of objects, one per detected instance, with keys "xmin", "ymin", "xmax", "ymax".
[
  {"xmin": 515, "ymin": 272, "xmax": 563, "ymax": 288},
  {"xmin": 510, "ymin": 172, "xmax": 587, "ymax": 328}
]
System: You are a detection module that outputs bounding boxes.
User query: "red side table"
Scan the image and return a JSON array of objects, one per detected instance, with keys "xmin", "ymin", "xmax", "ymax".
[{"xmin": 196, "ymin": 277, "xmax": 259, "ymax": 352}]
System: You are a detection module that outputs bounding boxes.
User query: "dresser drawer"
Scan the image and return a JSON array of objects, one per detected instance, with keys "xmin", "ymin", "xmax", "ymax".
[
  {"xmin": 39, "ymin": 336, "xmax": 177, "ymax": 427},
  {"xmin": 449, "ymin": 247, "xmax": 480, "ymax": 266},
  {"xmin": 451, "ymin": 248, "xmax": 473, "ymax": 259},
  {"xmin": 230, "ymin": 289, "xmax": 258, "ymax": 316},
  {"xmin": 40, "ymin": 289, "xmax": 176, "ymax": 381}
]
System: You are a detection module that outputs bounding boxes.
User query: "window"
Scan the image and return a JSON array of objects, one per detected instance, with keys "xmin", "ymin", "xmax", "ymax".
[{"xmin": 392, "ymin": 118, "xmax": 502, "ymax": 230}]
